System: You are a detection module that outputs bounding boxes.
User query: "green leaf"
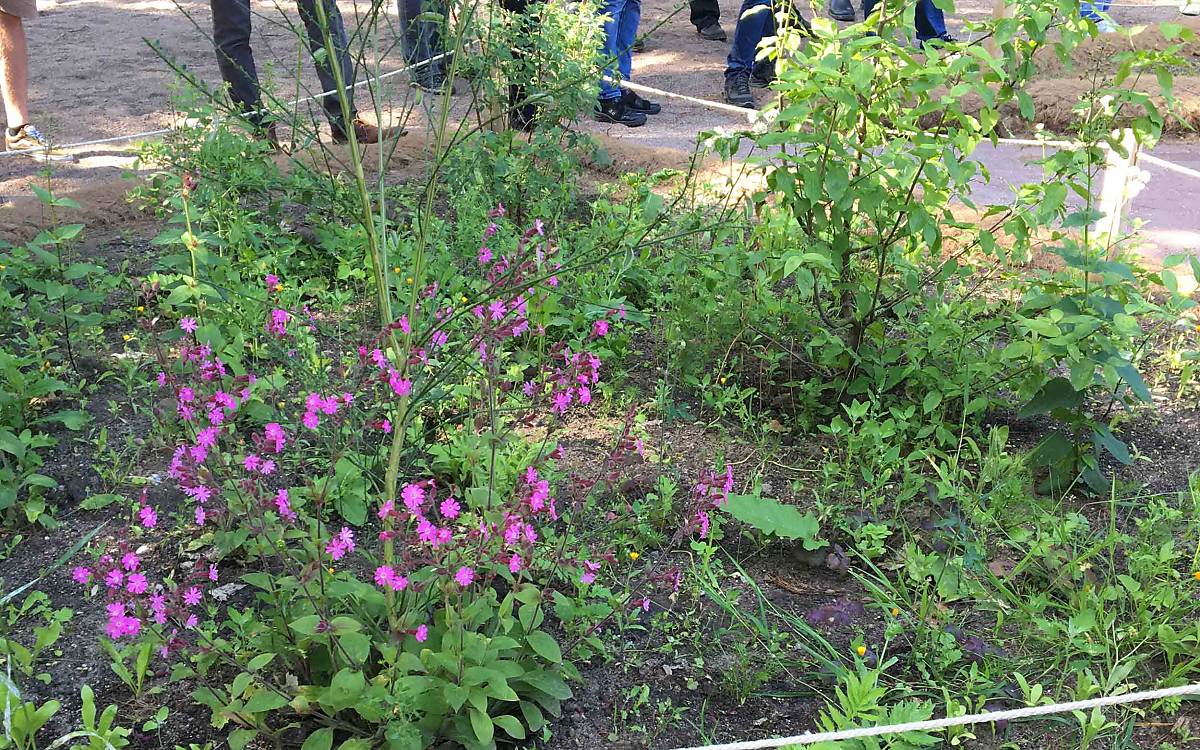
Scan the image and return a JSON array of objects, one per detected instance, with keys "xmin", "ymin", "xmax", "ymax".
[
  {"xmin": 243, "ymin": 690, "xmax": 289, "ymax": 713},
  {"xmin": 525, "ymin": 630, "xmax": 562, "ymax": 664},
  {"xmin": 1092, "ymin": 426, "xmax": 1131, "ymax": 465},
  {"xmin": 339, "ymin": 632, "xmax": 371, "ymax": 664},
  {"xmin": 80, "ymin": 494, "xmax": 122, "ymax": 511},
  {"xmin": 641, "ymin": 192, "xmax": 664, "ymax": 224},
  {"xmin": 301, "ymin": 727, "xmax": 334, "ymax": 750},
  {"xmin": 324, "ymin": 668, "xmax": 366, "ymax": 712},
  {"xmin": 493, "ymin": 714, "xmax": 527, "ymax": 739},
  {"xmin": 1111, "ymin": 359, "xmax": 1151, "ymax": 401},
  {"xmin": 922, "ymin": 391, "xmax": 942, "ymax": 414},
  {"xmin": 1017, "ymin": 377, "xmax": 1084, "ymax": 418},
  {"xmin": 721, "ymin": 494, "xmax": 825, "ymax": 549},
  {"xmin": 228, "ymin": 729, "xmax": 258, "ymax": 750},
  {"xmin": 246, "ymin": 652, "xmax": 276, "ymax": 671},
  {"xmin": 290, "ymin": 614, "xmax": 322, "ymax": 635},
  {"xmin": 469, "ymin": 709, "xmax": 494, "ymax": 745}
]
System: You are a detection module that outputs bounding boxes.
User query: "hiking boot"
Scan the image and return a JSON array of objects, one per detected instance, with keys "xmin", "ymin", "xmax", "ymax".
[
  {"xmin": 593, "ymin": 98, "xmax": 647, "ymax": 127},
  {"xmin": 622, "ymin": 88, "xmax": 661, "ymax": 115},
  {"xmin": 724, "ymin": 71, "xmax": 755, "ymax": 108},
  {"xmin": 697, "ymin": 22, "xmax": 727, "ymax": 41},
  {"xmin": 750, "ymin": 60, "xmax": 776, "ymax": 88},
  {"xmin": 411, "ymin": 71, "xmax": 458, "ymax": 95},
  {"xmin": 919, "ymin": 33, "xmax": 958, "ymax": 48},
  {"xmin": 4, "ymin": 123, "xmax": 49, "ymax": 153},
  {"xmin": 829, "ymin": 0, "xmax": 856, "ymax": 21},
  {"xmin": 331, "ymin": 119, "xmax": 400, "ymax": 144}
]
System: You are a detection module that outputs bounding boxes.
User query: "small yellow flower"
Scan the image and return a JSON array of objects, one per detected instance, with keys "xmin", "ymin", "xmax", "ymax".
[
  {"xmin": 136, "ymin": 305, "xmax": 145, "ymax": 313},
  {"xmin": 277, "ymin": 401, "xmax": 285, "ymax": 408},
  {"xmin": 273, "ymin": 283, "xmax": 282, "ymax": 292},
  {"xmin": 0, "ymin": 264, "xmax": 6, "ymax": 270},
  {"xmin": 890, "ymin": 607, "xmax": 900, "ymax": 617},
  {"xmin": 328, "ymin": 567, "xmax": 336, "ymax": 574},
  {"xmin": 393, "ymin": 266, "xmax": 401, "ymax": 275},
  {"xmin": 629, "ymin": 551, "xmax": 640, "ymax": 561},
  {"xmin": 1193, "ymin": 571, "xmax": 1200, "ymax": 582},
  {"xmin": 720, "ymin": 377, "xmax": 727, "ymax": 385},
  {"xmin": 460, "ymin": 295, "xmax": 468, "ymax": 304},
  {"xmin": 855, "ymin": 645, "xmax": 867, "ymax": 657},
  {"xmin": 406, "ymin": 277, "xmax": 414, "ymax": 285},
  {"xmin": 122, "ymin": 334, "xmax": 133, "ymax": 342}
]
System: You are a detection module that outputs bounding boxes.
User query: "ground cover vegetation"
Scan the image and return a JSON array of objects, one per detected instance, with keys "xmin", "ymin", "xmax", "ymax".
[{"xmin": 1, "ymin": 0, "xmax": 1199, "ymax": 747}]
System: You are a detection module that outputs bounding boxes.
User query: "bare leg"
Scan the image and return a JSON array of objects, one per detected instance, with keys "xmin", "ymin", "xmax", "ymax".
[{"xmin": 0, "ymin": 10, "xmax": 30, "ymax": 128}]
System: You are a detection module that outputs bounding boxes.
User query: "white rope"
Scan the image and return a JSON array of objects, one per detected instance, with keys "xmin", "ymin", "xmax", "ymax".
[
  {"xmin": 603, "ymin": 77, "xmax": 759, "ymax": 120},
  {"xmin": 668, "ymin": 682, "xmax": 1200, "ymax": 750},
  {"xmin": 1140, "ymin": 151, "xmax": 1200, "ymax": 181},
  {"xmin": 0, "ymin": 51, "xmax": 451, "ymax": 159}
]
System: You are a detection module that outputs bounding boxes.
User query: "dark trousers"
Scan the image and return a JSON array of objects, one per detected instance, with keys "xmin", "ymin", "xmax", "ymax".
[
  {"xmin": 210, "ymin": 0, "xmax": 356, "ymax": 128},
  {"xmin": 397, "ymin": 0, "xmax": 448, "ymax": 81},
  {"xmin": 724, "ymin": 0, "xmax": 772, "ymax": 77},
  {"xmin": 690, "ymin": 0, "xmax": 720, "ymax": 28},
  {"xmin": 862, "ymin": 0, "xmax": 948, "ymax": 40},
  {"xmin": 501, "ymin": 0, "xmax": 535, "ymax": 121}
]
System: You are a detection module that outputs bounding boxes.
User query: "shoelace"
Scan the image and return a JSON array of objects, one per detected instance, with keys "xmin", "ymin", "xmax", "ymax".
[{"xmin": 9, "ymin": 124, "xmax": 48, "ymax": 149}]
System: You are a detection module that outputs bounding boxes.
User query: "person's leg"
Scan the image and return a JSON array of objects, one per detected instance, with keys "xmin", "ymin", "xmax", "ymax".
[
  {"xmin": 615, "ymin": 0, "xmax": 640, "ymax": 83},
  {"xmin": 500, "ymin": 0, "xmax": 535, "ymax": 128},
  {"xmin": 597, "ymin": 0, "xmax": 628, "ymax": 101},
  {"xmin": 210, "ymin": 0, "xmax": 263, "ymax": 118},
  {"xmin": 914, "ymin": 0, "xmax": 947, "ymax": 40},
  {"xmin": 724, "ymin": 0, "xmax": 771, "ymax": 77},
  {"xmin": 689, "ymin": 0, "xmax": 720, "ymax": 28},
  {"xmin": 398, "ymin": 0, "xmax": 448, "ymax": 83},
  {"xmin": 0, "ymin": 10, "xmax": 30, "ymax": 128},
  {"xmin": 296, "ymin": 0, "xmax": 356, "ymax": 125},
  {"xmin": 724, "ymin": 0, "xmax": 770, "ymax": 106}
]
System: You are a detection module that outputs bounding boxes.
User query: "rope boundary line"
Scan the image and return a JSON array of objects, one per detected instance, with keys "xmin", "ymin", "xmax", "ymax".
[
  {"xmin": 667, "ymin": 682, "xmax": 1200, "ymax": 750},
  {"xmin": 4, "ymin": 45, "xmax": 1198, "ymax": 184}
]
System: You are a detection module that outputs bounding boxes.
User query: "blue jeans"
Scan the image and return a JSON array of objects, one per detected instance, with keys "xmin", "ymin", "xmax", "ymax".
[
  {"xmin": 725, "ymin": 0, "xmax": 773, "ymax": 77},
  {"xmin": 862, "ymin": 0, "xmax": 948, "ymax": 40},
  {"xmin": 1079, "ymin": 0, "xmax": 1110, "ymax": 20},
  {"xmin": 598, "ymin": 0, "xmax": 641, "ymax": 101}
]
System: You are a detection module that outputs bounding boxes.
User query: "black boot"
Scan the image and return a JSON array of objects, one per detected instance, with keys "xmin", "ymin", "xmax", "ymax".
[
  {"xmin": 696, "ymin": 22, "xmax": 727, "ymax": 40},
  {"xmin": 622, "ymin": 88, "xmax": 661, "ymax": 115},
  {"xmin": 723, "ymin": 70, "xmax": 755, "ymax": 108},
  {"xmin": 750, "ymin": 59, "xmax": 775, "ymax": 88},
  {"xmin": 593, "ymin": 97, "xmax": 647, "ymax": 127},
  {"xmin": 829, "ymin": 0, "xmax": 856, "ymax": 21}
]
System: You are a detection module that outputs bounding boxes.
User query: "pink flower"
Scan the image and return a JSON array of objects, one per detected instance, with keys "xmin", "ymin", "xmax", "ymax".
[
  {"xmin": 374, "ymin": 566, "xmax": 409, "ymax": 591},
  {"xmin": 195, "ymin": 506, "xmax": 206, "ymax": 526},
  {"xmin": 640, "ymin": 597, "xmax": 651, "ymax": 612},
  {"xmin": 243, "ymin": 454, "xmax": 261, "ymax": 472},
  {"xmin": 126, "ymin": 573, "xmax": 148, "ymax": 594},
  {"xmin": 389, "ymin": 373, "xmax": 413, "ymax": 397},
  {"xmin": 185, "ymin": 614, "xmax": 199, "ymax": 628},
  {"xmin": 439, "ymin": 498, "xmax": 461, "ymax": 519},
  {"xmin": 138, "ymin": 505, "xmax": 157, "ymax": 529},
  {"xmin": 478, "ymin": 246, "xmax": 493, "ymax": 265},
  {"xmin": 180, "ymin": 317, "xmax": 198, "ymax": 333},
  {"xmin": 267, "ymin": 308, "xmax": 290, "ymax": 336},
  {"xmin": 71, "ymin": 566, "xmax": 90, "ymax": 585},
  {"xmin": 264, "ymin": 423, "xmax": 287, "ymax": 453},
  {"xmin": 121, "ymin": 552, "xmax": 140, "ymax": 571},
  {"xmin": 259, "ymin": 459, "xmax": 276, "ymax": 475},
  {"xmin": 592, "ymin": 319, "xmax": 609, "ymax": 337},
  {"xmin": 401, "ymin": 483, "xmax": 425, "ymax": 513},
  {"xmin": 398, "ymin": 315, "xmax": 411, "ymax": 335},
  {"xmin": 302, "ymin": 411, "xmax": 320, "ymax": 430},
  {"xmin": 580, "ymin": 560, "xmax": 601, "ymax": 585},
  {"xmin": 105, "ymin": 569, "xmax": 124, "ymax": 588},
  {"xmin": 509, "ymin": 554, "xmax": 522, "ymax": 573},
  {"xmin": 208, "ymin": 564, "xmax": 219, "ymax": 582},
  {"xmin": 183, "ymin": 587, "xmax": 202, "ymax": 607},
  {"xmin": 265, "ymin": 273, "xmax": 279, "ymax": 289},
  {"xmin": 325, "ymin": 527, "xmax": 355, "ymax": 560},
  {"xmin": 275, "ymin": 489, "xmax": 297, "ymax": 522},
  {"xmin": 454, "ymin": 566, "xmax": 475, "ymax": 588},
  {"xmin": 415, "ymin": 624, "xmax": 429, "ymax": 642}
]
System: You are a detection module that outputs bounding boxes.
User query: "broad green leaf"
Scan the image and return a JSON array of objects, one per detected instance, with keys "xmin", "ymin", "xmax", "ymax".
[
  {"xmin": 469, "ymin": 708, "xmax": 494, "ymax": 745},
  {"xmin": 722, "ymin": 494, "xmax": 825, "ymax": 550},
  {"xmin": 525, "ymin": 630, "xmax": 562, "ymax": 664},
  {"xmin": 301, "ymin": 727, "xmax": 334, "ymax": 750}
]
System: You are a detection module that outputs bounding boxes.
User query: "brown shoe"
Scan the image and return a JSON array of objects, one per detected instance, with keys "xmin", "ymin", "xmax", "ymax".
[{"xmin": 331, "ymin": 119, "xmax": 404, "ymax": 144}]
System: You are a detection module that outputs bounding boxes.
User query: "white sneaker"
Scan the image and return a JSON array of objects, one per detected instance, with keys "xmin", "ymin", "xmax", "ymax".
[
  {"xmin": 1181, "ymin": 0, "xmax": 1199, "ymax": 15},
  {"xmin": 1095, "ymin": 18, "xmax": 1117, "ymax": 32}
]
